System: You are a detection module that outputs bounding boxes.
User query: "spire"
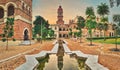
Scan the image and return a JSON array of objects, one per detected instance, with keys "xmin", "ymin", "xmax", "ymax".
[{"xmin": 56, "ymin": 4, "xmax": 64, "ymax": 24}]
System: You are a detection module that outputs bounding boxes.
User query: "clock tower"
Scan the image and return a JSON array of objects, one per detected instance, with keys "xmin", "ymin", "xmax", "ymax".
[{"xmin": 56, "ymin": 6, "xmax": 64, "ymax": 24}]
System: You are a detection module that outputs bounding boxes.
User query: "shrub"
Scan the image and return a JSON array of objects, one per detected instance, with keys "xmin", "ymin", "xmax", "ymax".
[
  {"xmin": 2, "ymin": 38, "xmax": 6, "ymax": 42},
  {"xmin": 13, "ymin": 38, "xmax": 16, "ymax": 41},
  {"xmin": 87, "ymin": 36, "xmax": 120, "ymax": 40}
]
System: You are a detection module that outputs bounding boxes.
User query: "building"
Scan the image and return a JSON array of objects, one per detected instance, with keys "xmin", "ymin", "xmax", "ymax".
[
  {"xmin": 0, "ymin": 0, "xmax": 32, "ymax": 40},
  {"xmin": 50, "ymin": 5, "xmax": 115, "ymax": 39}
]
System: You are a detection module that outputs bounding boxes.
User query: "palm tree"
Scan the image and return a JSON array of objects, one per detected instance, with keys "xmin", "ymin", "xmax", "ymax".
[
  {"xmin": 69, "ymin": 28, "xmax": 73, "ymax": 38},
  {"xmin": 86, "ymin": 7, "xmax": 94, "ymax": 18},
  {"xmin": 97, "ymin": 3, "xmax": 109, "ymax": 41},
  {"xmin": 77, "ymin": 16, "xmax": 85, "ymax": 43},
  {"xmin": 113, "ymin": 14, "xmax": 120, "ymax": 51},
  {"xmin": 97, "ymin": 23, "xmax": 104, "ymax": 37},
  {"xmin": 97, "ymin": 3, "xmax": 109, "ymax": 16},
  {"xmin": 109, "ymin": 0, "xmax": 120, "ymax": 7},
  {"xmin": 85, "ymin": 7, "xmax": 97, "ymax": 46}
]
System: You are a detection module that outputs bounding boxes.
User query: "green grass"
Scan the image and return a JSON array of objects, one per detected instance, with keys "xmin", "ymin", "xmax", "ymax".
[{"xmin": 92, "ymin": 38, "xmax": 120, "ymax": 44}]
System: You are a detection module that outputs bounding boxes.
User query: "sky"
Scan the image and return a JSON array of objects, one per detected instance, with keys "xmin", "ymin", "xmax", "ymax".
[{"xmin": 32, "ymin": 0, "xmax": 120, "ymax": 24}]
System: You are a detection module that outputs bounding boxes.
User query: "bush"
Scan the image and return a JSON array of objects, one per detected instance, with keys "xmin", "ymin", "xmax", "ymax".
[
  {"xmin": 46, "ymin": 37, "xmax": 55, "ymax": 40},
  {"xmin": 32, "ymin": 38, "xmax": 34, "ymax": 40},
  {"xmin": 87, "ymin": 36, "xmax": 120, "ymax": 40},
  {"xmin": 2, "ymin": 38, "xmax": 6, "ymax": 42},
  {"xmin": 13, "ymin": 38, "xmax": 16, "ymax": 41},
  {"xmin": 37, "ymin": 38, "xmax": 41, "ymax": 42}
]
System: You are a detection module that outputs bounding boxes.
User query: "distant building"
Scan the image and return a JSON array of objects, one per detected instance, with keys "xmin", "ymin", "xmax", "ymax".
[
  {"xmin": 50, "ymin": 5, "xmax": 115, "ymax": 39},
  {"xmin": 0, "ymin": 0, "xmax": 32, "ymax": 40}
]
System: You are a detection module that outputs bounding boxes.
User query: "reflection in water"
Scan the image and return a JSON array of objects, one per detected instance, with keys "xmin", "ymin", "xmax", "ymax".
[
  {"xmin": 37, "ymin": 55, "xmax": 49, "ymax": 70},
  {"xmin": 57, "ymin": 40, "xmax": 64, "ymax": 70},
  {"xmin": 36, "ymin": 40, "xmax": 86, "ymax": 70}
]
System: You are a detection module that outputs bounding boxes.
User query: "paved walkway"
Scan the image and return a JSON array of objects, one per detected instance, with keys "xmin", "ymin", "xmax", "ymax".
[
  {"xmin": 65, "ymin": 39, "xmax": 120, "ymax": 70},
  {"xmin": 0, "ymin": 40, "xmax": 54, "ymax": 70}
]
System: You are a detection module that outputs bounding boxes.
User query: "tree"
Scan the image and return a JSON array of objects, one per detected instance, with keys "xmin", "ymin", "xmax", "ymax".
[
  {"xmin": 48, "ymin": 29, "xmax": 54, "ymax": 38},
  {"xmin": 33, "ymin": 16, "xmax": 50, "ymax": 42},
  {"xmin": 109, "ymin": 0, "xmax": 120, "ymax": 7},
  {"xmin": 0, "ymin": 18, "xmax": 15, "ymax": 50},
  {"xmin": 97, "ymin": 3, "xmax": 109, "ymax": 41},
  {"xmin": 86, "ymin": 19, "xmax": 97, "ymax": 45},
  {"xmin": 86, "ymin": 7, "xmax": 95, "ymax": 18},
  {"xmin": 97, "ymin": 3, "xmax": 109, "ymax": 16},
  {"xmin": 74, "ymin": 32, "xmax": 78, "ymax": 38},
  {"xmin": 69, "ymin": 28, "xmax": 73, "ymax": 38},
  {"xmin": 97, "ymin": 23, "xmax": 104, "ymax": 37},
  {"xmin": 113, "ymin": 14, "xmax": 120, "ymax": 51},
  {"xmin": 77, "ymin": 16, "xmax": 85, "ymax": 43},
  {"xmin": 85, "ymin": 7, "xmax": 97, "ymax": 45}
]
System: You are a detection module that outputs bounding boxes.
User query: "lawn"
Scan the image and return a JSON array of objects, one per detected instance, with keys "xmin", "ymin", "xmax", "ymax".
[{"xmin": 92, "ymin": 38, "xmax": 120, "ymax": 44}]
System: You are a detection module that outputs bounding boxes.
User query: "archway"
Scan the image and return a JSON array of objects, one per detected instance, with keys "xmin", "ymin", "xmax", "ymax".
[
  {"xmin": 7, "ymin": 4, "xmax": 14, "ymax": 16},
  {"xmin": 24, "ymin": 29, "xmax": 29, "ymax": 40}
]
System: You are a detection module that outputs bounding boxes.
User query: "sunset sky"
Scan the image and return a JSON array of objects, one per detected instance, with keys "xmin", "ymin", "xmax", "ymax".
[{"xmin": 32, "ymin": 0, "xmax": 120, "ymax": 24}]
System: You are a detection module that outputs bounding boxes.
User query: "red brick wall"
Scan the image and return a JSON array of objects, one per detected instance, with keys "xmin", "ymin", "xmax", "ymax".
[
  {"xmin": 15, "ymin": 8, "xmax": 32, "ymax": 21},
  {"xmin": 0, "ymin": 0, "xmax": 32, "ymax": 40},
  {"xmin": 14, "ymin": 20, "xmax": 32, "ymax": 40},
  {"xmin": 0, "ymin": 20, "xmax": 32, "ymax": 40}
]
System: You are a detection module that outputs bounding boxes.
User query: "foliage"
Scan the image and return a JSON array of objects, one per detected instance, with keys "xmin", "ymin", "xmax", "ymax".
[
  {"xmin": 69, "ymin": 28, "xmax": 73, "ymax": 37},
  {"xmin": 86, "ymin": 7, "xmax": 95, "ymax": 17},
  {"xmin": 97, "ymin": 3, "xmax": 109, "ymax": 41},
  {"xmin": 87, "ymin": 36, "xmax": 120, "ymax": 40},
  {"xmin": 109, "ymin": 0, "xmax": 120, "ymax": 7},
  {"xmin": 74, "ymin": 32, "xmax": 78, "ymax": 38},
  {"xmin": 33, "ymin": 16, "xmax": 54, "ymax": 41},
  {"xmin": 97, "ymin": 23, "xmax": 103, "ymax": 31},
  {"xmin": 77, "ymin": 16, "xmax": 85, "ymax": 42},
  {"xmin": 112, "ymin": 14, "xmax": 120, "ymax": 50},
  {"xmin": 97, "ymin": 3, "xmax": 109, "ymax": 16},
  {"xmin": 85, "ymin": 6, "xmax": 97, "ymax": 45},
  {"xmin": 13, "ymin": 38, "xmax": 16, "ymax": 41},
  {"xmin": 2, "ymin": 38, "xmax": 6, "ymax": 42},
  {"xmin": 1, "ymin": 18, "xmax": 15, "ymax": 50},
  {"xmin": 48, "ymin": 29, "xmax": 54, "ymax": 38},
  {"xmin": 92, "ymin": 38, "xmax": 120, "ymax": 45}
]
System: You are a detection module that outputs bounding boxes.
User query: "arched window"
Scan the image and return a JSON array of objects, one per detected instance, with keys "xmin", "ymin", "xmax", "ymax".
[
  {"xmin": 8, "ymin": 5, "xmax": 14, "ymax": 16},
  {"xmin": 0, "ymin": 8, "xmax": 4, "ymax": 19},
  {"xmin": 59, "ymin": 28, "xmax": 62, "ymax": 31}
]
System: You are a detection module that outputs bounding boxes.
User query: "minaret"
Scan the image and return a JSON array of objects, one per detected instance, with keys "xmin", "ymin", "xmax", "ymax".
[{"xmin": 56, "ymin": 5, "xmax": 64, "ymax": 24}]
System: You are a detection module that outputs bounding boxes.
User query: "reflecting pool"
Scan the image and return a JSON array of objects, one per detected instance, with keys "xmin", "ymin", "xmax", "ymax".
[{"xmin": 36, "ymin": 40, "xmax": 86, "ymax": 70}]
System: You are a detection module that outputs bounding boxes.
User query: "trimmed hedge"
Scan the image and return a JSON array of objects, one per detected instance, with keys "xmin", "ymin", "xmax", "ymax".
[{"xmin": 87, "ymin": 36, "xmax": 120, "ymax": 40}]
